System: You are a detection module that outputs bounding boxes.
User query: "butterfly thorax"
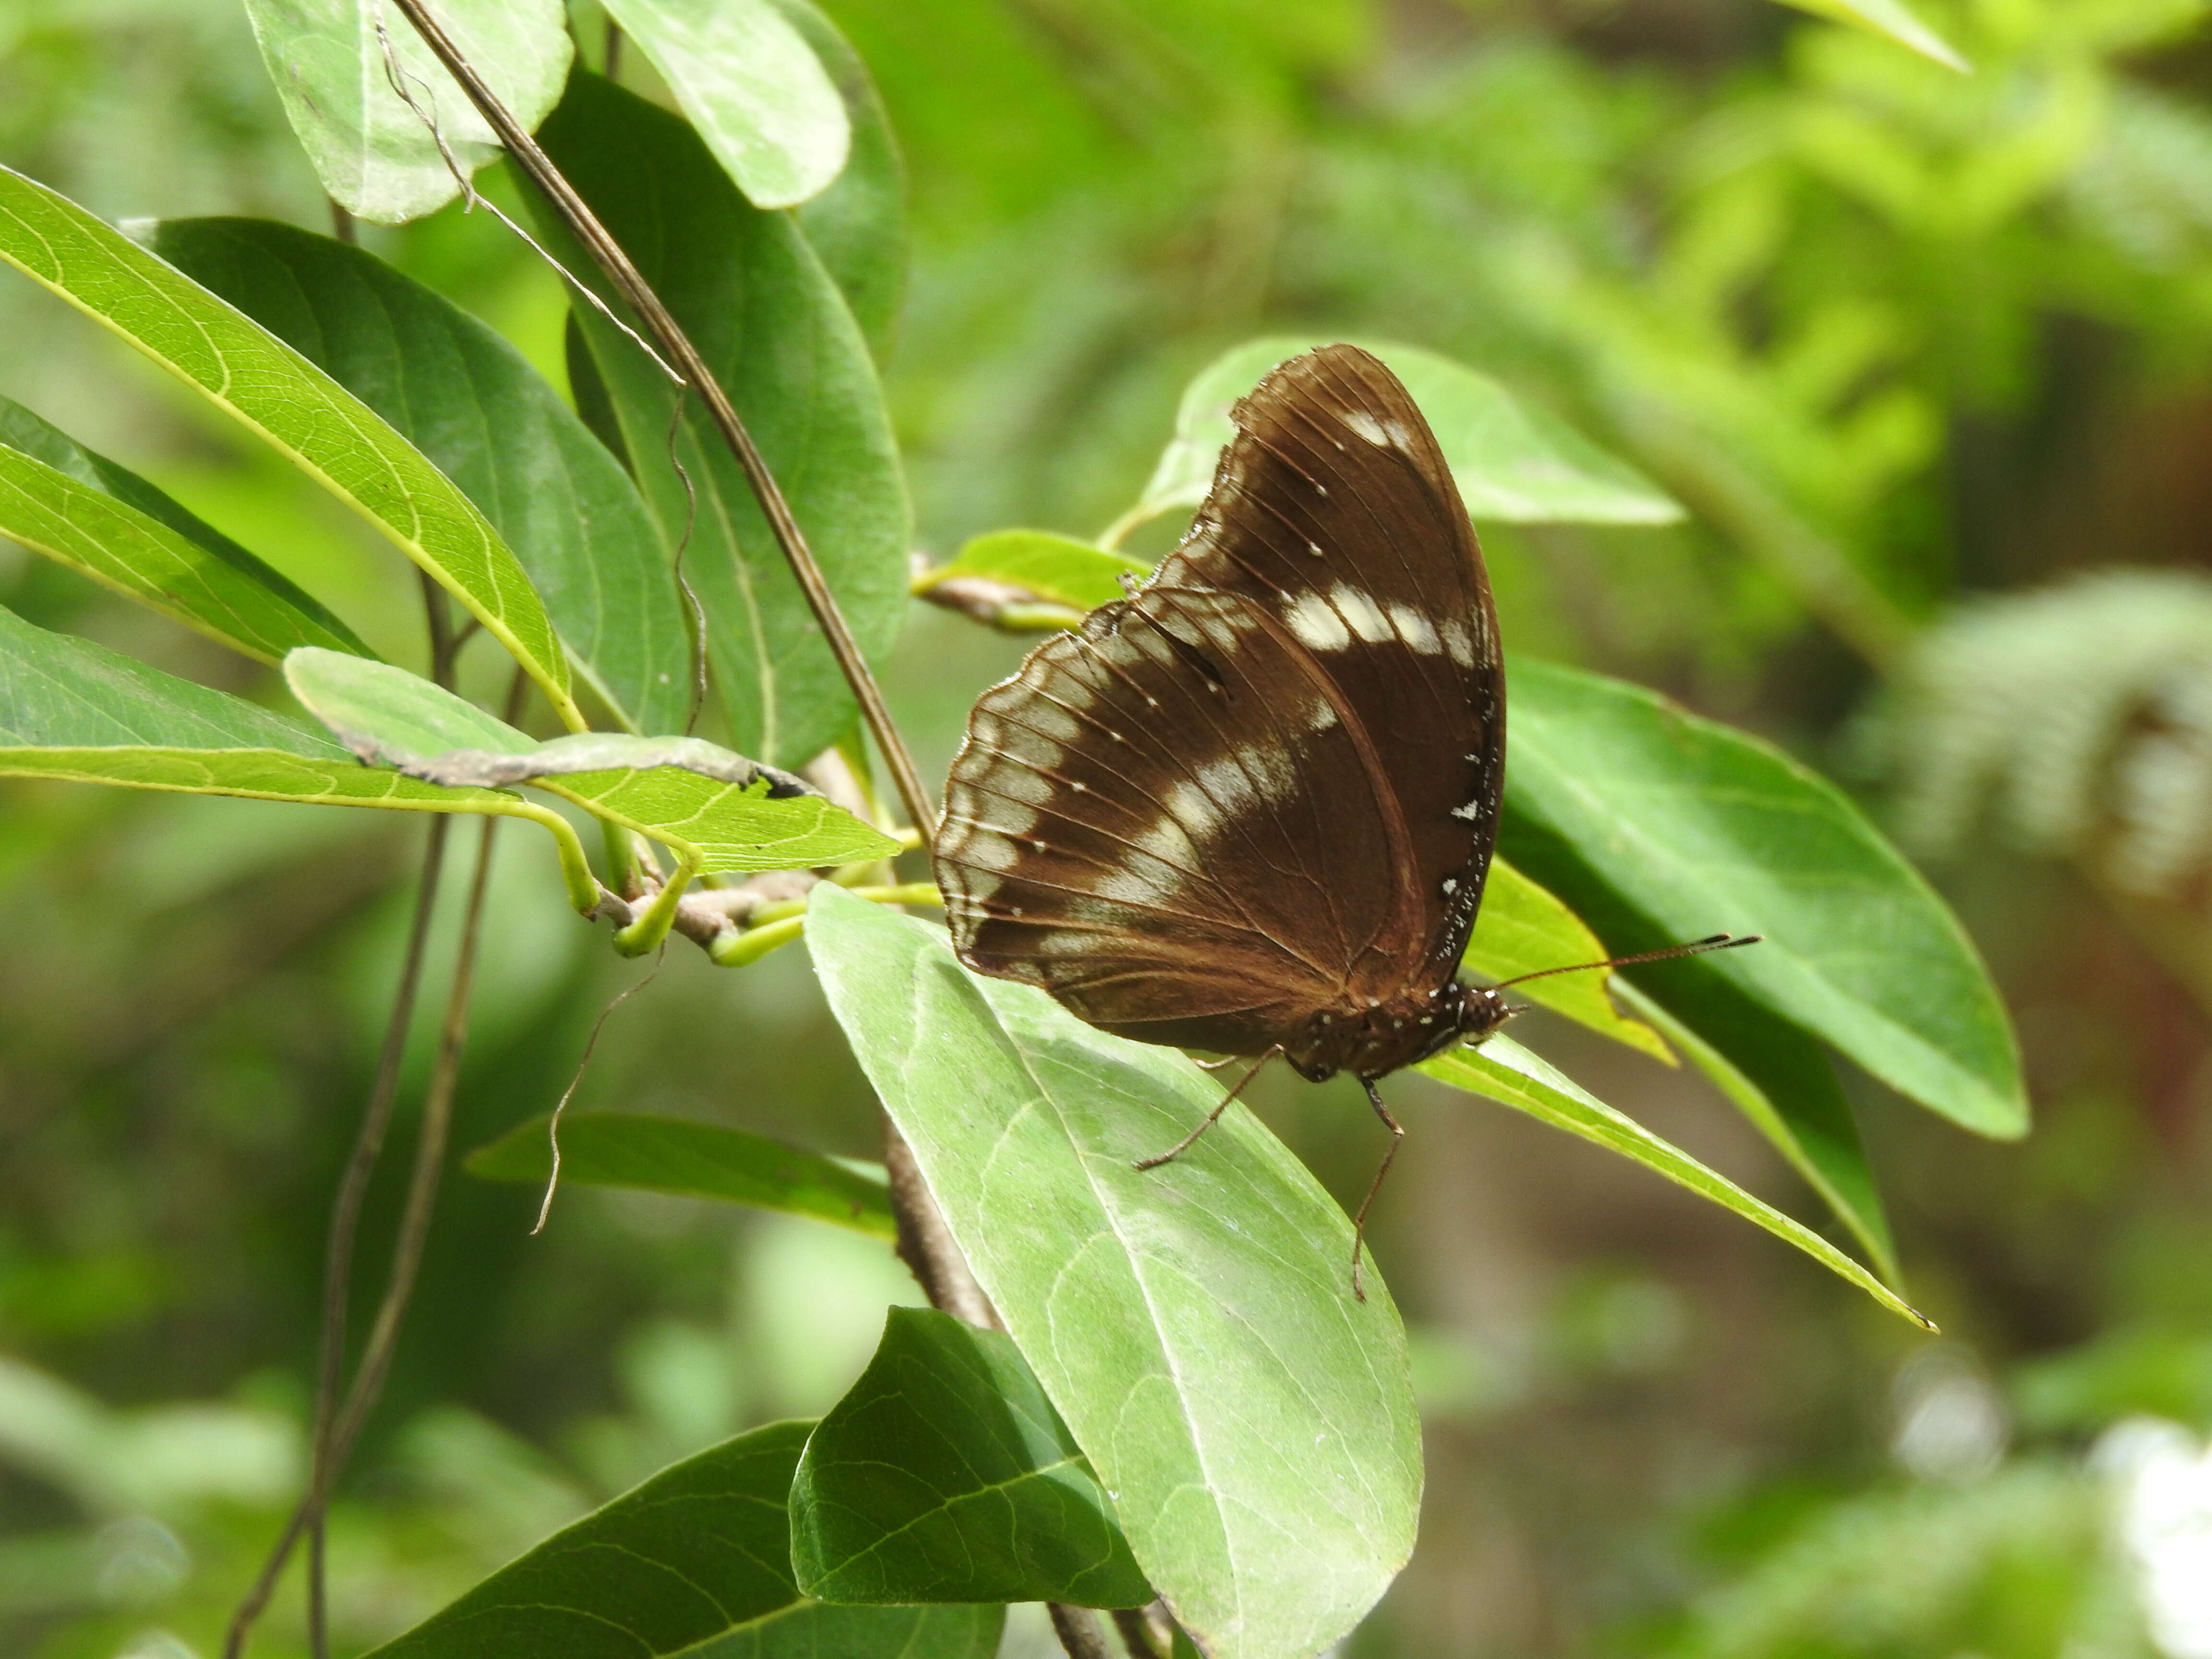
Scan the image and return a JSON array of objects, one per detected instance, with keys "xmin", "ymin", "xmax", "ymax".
[{"xmin": 1285, "ymin": 982, "xmax": 1518, "ymax": 1084}]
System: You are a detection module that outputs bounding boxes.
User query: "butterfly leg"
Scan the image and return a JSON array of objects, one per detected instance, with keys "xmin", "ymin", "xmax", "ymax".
[
  {"xmin": 1349, "ymin": 1079, "xmax": 1405, "ymax": 1304},
  {"xmin": 1134, "ymin": 1046, "xmax": 1282, "ymax": 1171}
]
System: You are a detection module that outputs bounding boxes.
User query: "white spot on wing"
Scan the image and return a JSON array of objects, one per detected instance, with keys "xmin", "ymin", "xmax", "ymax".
[
  {"xmin": 1386, "ymin": 602, "xmax": 1441, "ymax": 653},
  {"xmin": 1134, "ymin": 812, "xmax": 1200, "ymax": 864},
  {"xmin": 1441, "ymin": 619, "xmax": 1476, "ymax": 668},
  {"xmin": 1024, "ymin": 701, "xmax": 1082, "ymax": 744},
  {"xmin": 1286, "ymin": 594, "xmax": 1351, "ymax": 652},
  {"xmin": 1164, "ymin": 780, "xmax": 1223, "ymax": 838},
  {"xmin": 1450, "ymin": 801, "xmax": 1482, "ymax": 821},
  {"xmin": 1096, "ymin": 866, "xmax": 1186, "ymax": 906},
  {"xmin": 1332, "ymin": 584, "xmax": 1393, "ymax": 644},
  {"xmin": 955, "ymin": 830, "xmax": 1020, "ymax": 871},
  {"xmin": 980, "ymin": 765, "xmax": 1053, "ymax": 807},
  {"xmin": 1048, "ymin": 676, "xmax": 1097, "ymax": 712},
  {"xmin": 1343, "ymin": 409, "xmax": 1389, "ymax": 446}
]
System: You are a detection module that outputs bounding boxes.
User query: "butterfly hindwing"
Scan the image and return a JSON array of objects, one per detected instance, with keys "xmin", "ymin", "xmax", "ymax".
[{"xmin": 940, "ymin": 585, "xmax": 1416, "ymax": 1053}]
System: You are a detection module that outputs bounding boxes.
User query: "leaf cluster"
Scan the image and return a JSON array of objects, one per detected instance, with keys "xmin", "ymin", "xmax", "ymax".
[{"xmin": 0, "ymin": 2, "xmax": 2041, "ymax": 1656}]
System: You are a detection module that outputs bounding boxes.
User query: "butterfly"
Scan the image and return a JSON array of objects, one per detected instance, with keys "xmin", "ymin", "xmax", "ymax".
[{"xmin": 933, "ymin": 344, "xmax": 1750, "ymax": 1295}]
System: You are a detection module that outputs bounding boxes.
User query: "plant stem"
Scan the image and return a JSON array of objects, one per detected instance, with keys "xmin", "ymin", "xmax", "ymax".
[
  {"xmin": 324, "ymin": 808, "xmax": 502, "ymax": 1472},
  {"xmin": 381, "ymin": 0, "xmax": 937, "ymax": 840},
  {"xmin": 882, "ymin": 1123, "xmax": 996, "ymax": 1329},
  {"xmin": 1049, "ymin": 1603, "xmax": 1114, "ymax": 1659},
  {"xmin": 1113, "ymin": 1607, "xmax": 1173, "ymax": 1659},
  {"xmin": 360, "ymin": 21, "xmax": 1083, "ymax": 1656},
  {"xmin": 228, "ymin": 573, "xmax": 479, "ymax": 1659},
  {"xmin": 223, "ymin": 818, "xmax": 450, "ymax": 1659},
  {"xmin": 885, "ymin": 1129, "xmax": 1100, "ymax": 1659}
]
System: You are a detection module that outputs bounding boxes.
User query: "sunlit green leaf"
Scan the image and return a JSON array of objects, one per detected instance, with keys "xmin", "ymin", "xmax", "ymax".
[
  {"xmin": 284, "ymin": 649, "xmax": 898, "ymax": 871},
  {"xmin": 365, "ymin": 1418, "xmax": 1004, "ymax": 1658},
  {"xmin": 535, "ymin": 74, "xmax": 909, "ymax": 768},
  {"xmin": 917, "ymin": 529, "xmax": 1145, "ymax": 617},
  {"xmin": 1466, "ymin": 857, "xmax": 1671, "ymax": 1063},
  {"xmin": 0, "ymin": 166, "xmax": 581, "ymax": 727},
  {"xmin": 1130, "ymin": 336, "xmax": 1682, "ymax": 538},
  {"xmin": 1503, "ymin": 657, "xmax": 2025, "ymax": 1139},
  {"xmin": 468, "ymin": 1111, "xmax": 896, "ymax": 1238},
  {"xmin": 601, "ymin": 0, "xmax": 849, "ymax": 209},
  {"xmin": 0, "ymin": 602, "xmax": 509, "ymax": 818},
  {"xmin": 1421, "ymin": 1036, "xmax": 1929, "ymax": 1328},
  {"xmin": 284, "ymin": 647, "xmax": 525, "ymax": 759},
  {"xmin": 790, "ymin": 1307, "xmax": 1152, "ymax": 1607},
  {"xmin": 807, "ymin": 883, "xmax": 1421, "ymax": 1659},
  {"xmin": 147, "ymin": 217, "xmax": 688, "ymax": 732},
  {"xmin": 240, "ymin": 0, "xmax": 573, "ymax": 223},
  {"xmin": 1613, "ymin": 977, "xmax": 1897, "ymax": 1285},
  {"xmin": 779, "ymin": 0, "xmax": 907, "ymax": 357},
  {"xmin": 0, "ymin": 397, "xmax": 368, "ymax": 663},
  {"xmin": 1775, "ymin": 0, "xmax": 1968, "ymax": 73}
]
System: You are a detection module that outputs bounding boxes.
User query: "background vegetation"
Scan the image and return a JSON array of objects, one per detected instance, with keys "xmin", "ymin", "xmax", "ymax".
[{"xmin": 3, "ymin": 0, "xmax": 2212, "ymax": 1653}]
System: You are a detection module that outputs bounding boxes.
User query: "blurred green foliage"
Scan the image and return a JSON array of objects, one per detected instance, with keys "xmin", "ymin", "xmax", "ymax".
[{"xmin": 6, "ymin": 0, "xmax": 2212, "ymax": 1654}]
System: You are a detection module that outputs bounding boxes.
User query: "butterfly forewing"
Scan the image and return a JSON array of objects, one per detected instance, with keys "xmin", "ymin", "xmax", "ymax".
[
  {"xmin": 1162, "ymin": 346, "xmax": 1506, "ymax": 975},
  {"xmin": 937, "ymin": 343, "xmax": 1506, "ymax": 1076}
]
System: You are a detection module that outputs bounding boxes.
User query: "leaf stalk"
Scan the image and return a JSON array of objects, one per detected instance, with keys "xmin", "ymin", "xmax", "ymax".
[{"xmin": 380, "ymin": 0, "xmax": 937, "ymax": 838}]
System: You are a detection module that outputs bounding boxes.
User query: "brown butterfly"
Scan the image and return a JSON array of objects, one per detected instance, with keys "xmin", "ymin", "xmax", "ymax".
[{"xmin": 934, "ymin": 345, "xmax": 1749, "ymax": 1294}]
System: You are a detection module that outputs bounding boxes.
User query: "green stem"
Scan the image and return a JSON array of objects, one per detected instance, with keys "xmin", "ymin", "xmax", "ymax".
[
  {"xmin": 614, "ymin": 854, "xmax": 699, "ymax": 955},
  {"xmin": 600, "ymin": 814, "xmax": 639, "ymax": 899},
  {"xmin": 496, "ymin": 801, "xmax": 599, "ymax": 914},
  {"xmin": 1096, "ymin": 500, "xmax": 1157, "ymax": 553},
  {"xmin": 710, "ymin": 914, "xmax": 804, "ymax": 968},
  {"xmin": 711, "ymin": 882, "xmax": 941, "ymax": 967}
]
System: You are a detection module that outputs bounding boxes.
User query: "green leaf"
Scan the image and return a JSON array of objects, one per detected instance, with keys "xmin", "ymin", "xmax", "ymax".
[
  {"xmin": 284, "ymin": 649, "xmax": 899, "ymax": 872},
  {"xmin": 779, "ymin": 0, "xmax": 907, "ymax": 357},
  {"xmin": 1502, "ymin": 657, "xmax": 2025, "ymax": 1139},
  {"xmin": 1129, "ymin": 336, "xmax": 1682, "ymax": 538},
  {"xmin": 791, "ymin": 1307, "xmax": 1152, "ymax": 1608},
  {"xmin": 0, "ymin": 397, "xmax": 369, "ymax": 664},
  {"xmin": 807, "ymin": 883, "xmax": 1421, "ymax": 1659},
  {"xmin": 1421, "ymin": 1036, "xmax": 1930, "ymax": 1329},
  {"xmin": 145, "ymin": 217, "xmax": 688, "ymax": 733},
  {"xmin": 364, "ymin": 1418, "xmax": 1004, "ymax": 1659},
  {"xmin": 1612, "ymin": 977, "xmax": 1898, "ymax": 1286},
  {"xmin": 1773, "ymin": 0, "xmax": 1968, "ymax": 72},
  {"xmin": 918, "ymin": 530, "xmax": 1146, "ymax": 616},
  {"xmin": 533, "ymin": 73, "xmax": 910, "ymax": 769},
  {"xmin": 0, "ymin": 165, "xmax": 580, "ymax": 727},
  {"xmin": 467, "ymin": 1111, "xmax": 896, "ymax": 1238},
  {"xmin": 600, "ymin": 0, "xmax": 849, "ymax": 210},
  {"xmin": 285, "ymin": 646, "xmax": 527, "ymax": 759},
  {"xmin": 1465, "ymin": 856, "xmax": 1671, "ymax": 1063},
  {"xmin": 240, "ymin": 0, "xmax": 573, "ymax": 224},
  {"xmin": 0, "ymin": 601, "xmax": 514, "ymax": 817}
]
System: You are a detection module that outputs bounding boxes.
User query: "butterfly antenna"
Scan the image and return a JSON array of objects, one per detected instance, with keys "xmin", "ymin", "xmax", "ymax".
[
  {"xmin": 1349, "ymin": 1078, "xmax": 1404, "ymax": 1305},
  {"xmin": 1492, "ymin": 932, "xmax": 1761, "ymax": 991}
]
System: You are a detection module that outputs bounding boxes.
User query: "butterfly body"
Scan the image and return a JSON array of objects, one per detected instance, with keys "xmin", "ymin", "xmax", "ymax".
[
  {"xmin": 936, "ymin": 343, "xmax": 1508, "ymax": 1094},
  {"xmin": 1285, "ymin": 982, "xmax": 1516, "ymax": 1085}
]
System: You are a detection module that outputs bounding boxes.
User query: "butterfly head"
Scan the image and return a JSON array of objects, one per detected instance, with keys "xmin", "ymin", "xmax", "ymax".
[{"xmin": 1451, "ymin": 983, "xmax": 1523, "ymax": 1048}]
